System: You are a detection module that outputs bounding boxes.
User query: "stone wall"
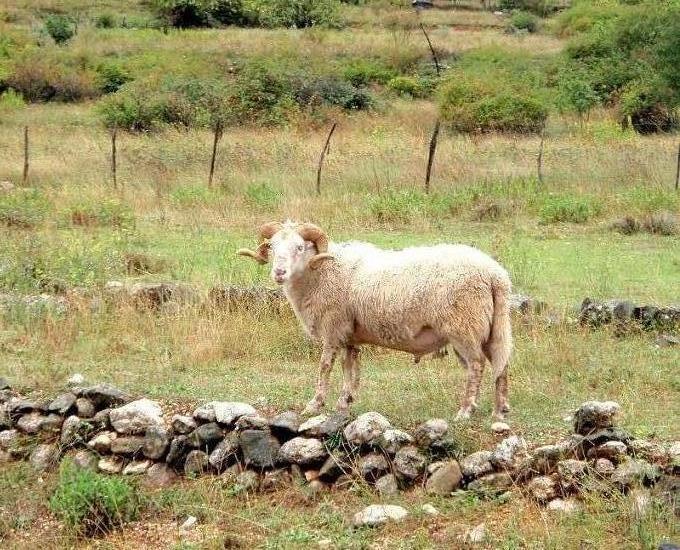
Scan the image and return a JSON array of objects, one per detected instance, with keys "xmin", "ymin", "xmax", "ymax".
[{"xmin": 1, "ymin": 377, "xmax": 678, "ymax": 526}]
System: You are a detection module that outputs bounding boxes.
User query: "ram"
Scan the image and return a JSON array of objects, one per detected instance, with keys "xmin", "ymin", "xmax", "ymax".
[{"xmin": 238, "ymin": 221, "xmax": 513, "ymax": 421}]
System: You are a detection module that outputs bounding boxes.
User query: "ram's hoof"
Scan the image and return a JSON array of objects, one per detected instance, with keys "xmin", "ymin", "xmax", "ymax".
[
  {"xmin": 454, "ymin": 409, "xmax": 472, "ymax": 421},
  {"xmin": 302, "ymin": 401, "xmax": 323, "ymax": 416}
]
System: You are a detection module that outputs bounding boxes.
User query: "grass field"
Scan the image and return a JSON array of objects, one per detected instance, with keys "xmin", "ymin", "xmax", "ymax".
[{"xmin": 1, "ymin": 0, "xmax": 679, "ymax": 548}]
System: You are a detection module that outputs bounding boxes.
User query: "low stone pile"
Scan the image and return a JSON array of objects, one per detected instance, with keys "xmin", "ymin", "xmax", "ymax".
[
  {"xmin": 1, "ymin": 378, "xmax": 678, "ymax": 519},
  {"xmin": 580, "ymin": 298, "xmax": 680, "ymax": 333}
]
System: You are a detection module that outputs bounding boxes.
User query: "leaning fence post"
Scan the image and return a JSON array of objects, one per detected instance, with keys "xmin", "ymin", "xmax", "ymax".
[
  {"xmin": 419, "ymin": 22, "xmax": 442, "ymax": 194},
  {"xmin": 316, "ymin": 122, "xmax": 337, "ymax": 196},
  {"xmin": 208, "ymin": 121, "xmax": 223, "ymax": 188},
  {"xmin": 675, "ymin": 142, "xmax": 680, "ymax": 191},
  {"xmin": 22, "ymin": 126, "xmax": 29, "ymax": 185},
  {"xmin": 111, "ymin": 128, "xmax": 118, "ymax": 190}
]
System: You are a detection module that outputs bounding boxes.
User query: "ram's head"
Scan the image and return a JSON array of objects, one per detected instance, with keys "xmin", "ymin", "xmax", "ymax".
[{"xmin": 237, "ymin": 221, "xmax": 333, "ymax": 283}]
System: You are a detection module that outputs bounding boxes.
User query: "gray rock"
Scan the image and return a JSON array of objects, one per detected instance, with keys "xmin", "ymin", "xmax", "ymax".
[
  {"xmin": 554, "ymin": 434, "xmax": 585, "ymax": 458},
  {"xmin": 240, "ymin": 430, "xmax": 280, "ymax": 469},
  {"xmin": 192, "ymin": 404, "xmax": 216, "ymax": 422},
  {"xmin": 166, "ymin": 435, "xmax": 190, "ymax": 468},
  {"xmin": 467, "ymin": 472, "xmax": 513, "ymax": 497},
  {"xmin": 594, "ymin": 458, "xmax": 615, "ymax": 476},
  {"xmin": 17, "ymin": 413, "xmax": 46, "ymax": 434},
  {"xmin": 547, "ymin": 498, "xmax": 581, "ymax": 514},
  {"xmin": 375, "ymin": 474, "xmax": 399, "ymax": 496},
  {"xmin": 184, "ymin": 450, "xmax": 209, "ymax": 476},
  {"xmin": 376, "ymin": 429, "xmax": 413, "ymax": 454},
  {"xmin": 8, "ymin": 397, "xmax": 46, "ymax": 417},
  {"xmin": 425, "ymin": 460, "xmax": 462, "ymax": 495},
  {"xmin": 0, "ymin": 429, "xmax": 19, "ymax": 450},
  {"xmin": 557, "ymin": 459, "xmax": 587, "ymax": 489},
  {"xmin": 491, "ymin": 422, "xmax": 511, "ymax": 435},
  {"xmin": 98, "ymin": 456, "xmax": 124, "ymax": 474},
  {"xmin": 394, "ymin": 445, "xmax": 427, "ymax": 480},
  {"xmin": 462, "ymin": 523, "xmax": 487, "ymax": 545},
  {"xmin": 587, "ymin": 441, "xmax": 628, "ymax": 463},
  {"xmin": 655, "ymin": 334, "xmax": 680, "ymax": 347},
  {"xmin": 460, "ymin": 451, "xmax": 494, "ymax": 479},
  {"xmin": 208, "ymin": 432, "xmax": 240, "ymax": 472},
  {"xmin": 194, "ymin": 402, "xmax": 257, "ymax": 425},
  {"xmin": 75, "ymin": 398, "xmax": 96, "ymax": 418},
  {"xmin": 261, "ymin": 469, "xmax": 292, "ymax": 492},
  {"xmin": 611, "ymin": 458, "xmax": 660, "ymax": 488},
  {"xmin": 234, "ymin": 470, "xmax": 260, "ymax": 493},
  {"xmin": 491, "ymin": 435, "xmax": 527, "ymax": 470},
  {"xmin": 171, "ymin": 414, "xmax": 197, "ymax": 434},
  {"xmin": 123, "ymin": 459, "xmax": 152, "ymax": 475},
  {"xmin": 78, "ymin": 384, "xmax": 132, "ymax": 408},
  {"xmin": 235, "ymin": 414, "xmax": 270, "ymax": 431},
  {"xmin": 72, "ymin": 450, "xmax": 98, "ymax": 471},
  {"xmin": 92, "ymin": 408, "xmax": 111, "ymax": 430},
  {"xmin": 279, "ymin": 437, "xmax": 328, "ymax": 465},
  {"xmin": 343, "ymin": 412, "xmax": 391, "ymax": 446},
  {"xmin": 298, "ymin": 413, "xmax": 348, "ymax": 438},
  {"xmin": 413, "ymin": 418, "xmax": 448, "ymax": 447},
  {"xmin": 143, "ymin": 425, "xmax": 170, "ymax": 460},
  {"xmin": 582, "ymin": 427, "xmax": 633, "ymax": 451},
  {"xmin": 61, "ymin": 415, "xmax": 93, "ymax": 446},
  {"xmin": 573, "ymin": 401, "xmax": 621, "ymax": 435},
  {"xmin": 628, "ymin": 439, "xmax": 669, "ymax": 464},
  {"xmin": 269, "ymin": 411, "xmax": 301, "ymax": 438},
  {"xmin": 359, "ymin": 452, "xmax": 390, "ymax": 481},
  {"xmin": 421, "ymin": 503, "xmax": 439, "ymax": 516},
  {"xmin": 187, "ymin": 422, "xmax": 224, "ymax": 449},
  {"xmin": 352, "ymin": 504, "xmax": 408, "ymax": 527},
  {"xmin": 40, "ymin": 414, "xmax": 64, "ymax": 433},
  {"xmin": 66, "ymin": 373, "xmax": 85, "ymax": 387},
  {"xmin": 145, "ymin": 463, "xmax": 178, "ymax": 488},
  {"xmin": 30, "ymin": 443, "xmax": 59, "ymax": 471},
  {"xmin": 110, "ymin": 436, "xmax": 145, "ymax": 455},
  {"xmin": 87, "ymin": 431, "xmax": 117, "ymax": 453},
  {"xmin": 527, "ymin": 475, "xmax": 557, "ymax": 502},
  {"xmin": 531, "ymin": 444, "xmax": 563, "ymax": 474},
  {"xmin": 47, "ymin": 393, "xmax": 77, "ymax": 415},
  {"xmin": 110, "ymin": 398, "xmax": 163, "ymax": 435},
  {"xmin": 0, "ymin": 377, "xmax": 10, "ymax": 390}
]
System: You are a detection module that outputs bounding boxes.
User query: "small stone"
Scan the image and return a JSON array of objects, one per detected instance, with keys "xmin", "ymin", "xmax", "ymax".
[
  {"xmin": 343, "ymin": 412, "xmax": 391, "ymax": 446},
  {"xmin": 554, "ymin": 434, "xmax": 585, "ymax": 458},
  {"xmin": 491, "ymin": 422, "xmax": 511, "ymax": 435},
  {"xmin": 30, "ymin": 443, "xmax": 59, "ymax": 471},
  {"xmin": 87, "ymin": 431, "xmax": 117, "ymax": 453},
  {"xmin": 208, "ymin": 432, "xmax": 240, "ymax": 472},
  {"xmin": 47, "ymin": 393, "xmax": 77, "ymax": 415},
  {"xmin": 425, "ymin": 460, "xmax": 462, "ymax": 495},
  {"xmin": 235, "ymin": 470, "xmax": 260, "ymax": 492},
  {"xmin": 557, "ymin": 459, "xmax": 587, "ymax": 489},
  {"xmin": 462, "ymin": 523, "xmax": 487, "ymax": 544},
  {"xmin": 17, "ymin": 413, "xmax": 45, "ymax": 434},
  {"xmin": 98, "ymin": 456, "xmax": 124, "ymax": 474},
  {"xmin": 184, "ymin": 450, "xmax": 209, "ymax": 476},
  {"xmin": 655, "ymin": 334, "xmax": 680, "ymax": 347},
  {"xmin": 78, "ymin": 384, "xmax": 132, "ymax": 409},
  {"xmin": 394, "ymin": 445, "xmax": 427, "ymax": 480},
  {"xmin": 279, "ymin": 437, "xmax": 328, "ymax": 465},
  {"xmin": 587, "ymin": 440, "xmax": 628, "ymax": 463},
  {"xmin": 75, "ymin": 398, "xmax": 96, "ymax": 418},
  {"xmin": 194, "ymin": 402, "xmax": 256, "ymax": 425},
  {"xmin": 594, "ymin": 458, "xmax": 615, "ymax": 476},
  {"xmin": 376, "ymin": 429, "xmax": 413, "ymax": 454},
  {"xmin": 235, "ymin": 414, "xmax": 270, "ymax": 431},
  {"xmin": 110, "ymin": 398, "xmax": 163, "ymax": 435},
  {"xmin": 123, "ymin": 459, "xmax": 152, "ymax": 475},
  {"xmin": 110, "ymin": 435, "xmax": 145, "ymax": 455},
  {"xmin": 187, "ymin": 422, "xmax": 224, "ymax": 449},
  {"xmin": 61, "ymin": 415, "xmax": 93, "ymax": 446},
  {"xmin": 239, "ymin": 430, "xmax": 280, "ymax": 469},
  {"xmin": 180, "ymin": 516, "xmax": 197, "ymax": 533},
  {"xmin": 269, "ymin": 411, "xmax": 301, "ymax": 438},
  {"xmin": 531, "ymin": 444, "xmax": 562, "ymax": 475},
  {"xmin": 460, "ymin": 451, "xmax": 494, "ymax": 479},
  {"xmin": 527, "ymin": 475, "xmax": 557, "ymax": 503},
  {"xmin": 359, "ymin": 452, "xmax": 390, "ymax": 481},
  {"xmin": 491, "ymin": 435, "xmax": 527, "ymax": 470},
  {"xmin": 171, "ymin": 415, "xmax": 197, "ymax": 434},
  {"xmin": 468, "ymin": 472, "xmax": 513, "ymax": 497},
  {"xmin": 611, "ymin": 458, "xmax": 660, "ymax": 488},
  {"xmin": 547, "ymin": 498, "xmax": 581, "ymax": 514},
  {"xmin": 573, "ymin": 401, "xmax": 621, "ymax": 435},
  {"xmin": 421, "ymin": 503, "xmax": 439, "ymax": 516},
  {"xmin": 352, "ymin": 504, "xmax": 408, "ymax": 527},
  {"xmin": 40, "ymin": 414, "xmax": 64, "ymax": 433},
  {"xmin": 304, "ymin": 469, "xmax": 319, "ymax": 482},
  {"xmin": 413, "ymin": 418, "xmax": 448, "ymax": 447},
  {"xmin": 0, "ymin": 429, "xmax": 19, "ymax": 450},
  {"xmin": 298, "ymin": 412, "xmax": 348, "ymax": 438},
  {"xmin": 375, "ymin": 474, "xmax": 399, "ymax": 496},
  {"xmin": 192, "ymin": 404, "xmax": 216, "ymax": 422},
  {"xmin": 92, "ymin": 408, "xmax": 111, "ymax": 430},
  {"xmin": 166, "ymin": 435, "xmax": 190, "ymax": 468},
  {"xmin": 628, "ymin": 439, "xmax": 669, "ymax": 464},
  {"xmin": 66, "ymin": 373, "xmax": 85, "ymax": 386},
  {"xmin": 145, "ymin": 463, "xmax": 177, "ymax": 488},
  {"xmin": 143, "ymin": 425, "xmax": 170, "ymax": 460},
  {"xmin": 72, "ymin": 450, "xmax": 98, "ymax": 471}
]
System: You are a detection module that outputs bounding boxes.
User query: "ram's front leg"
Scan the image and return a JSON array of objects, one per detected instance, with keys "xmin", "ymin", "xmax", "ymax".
[
  {"xmin": 302, "ymin": 345, "xmax": 338, "ymax": 415},
  {"xmin": 336, "ymin": 346, "xmax": 360, "ymax": 413}
]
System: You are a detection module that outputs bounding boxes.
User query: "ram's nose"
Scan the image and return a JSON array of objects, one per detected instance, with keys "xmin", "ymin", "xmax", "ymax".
[{"xmin": 273, "ymin": 267, "xmax": 287, "ymax": 283}]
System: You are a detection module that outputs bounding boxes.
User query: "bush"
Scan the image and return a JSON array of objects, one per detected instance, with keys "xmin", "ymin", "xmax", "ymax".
[
  {"xmin": 341, "ymin": 59, "xmax": 396, "ymax": 86},
  {"xmin": 387, "ymin": 76, "xmax": 426, "ymax": 98},
  {"xmin": 94, "ymin": 13, "xmax": 117, "ymax": 28},
  {"xmin": 498, "ymin": 0, "xmax": 558, "ymax": 17},
  {"xmin": 68, "ymin": 200, "xmax": 135, "ymax": 228},
  {"xmin": 44, "ymin": 15, "xmax": 76, "ymax": 44},
  {"xmin": 508, "ymin": 11, "xmax": 539, "ymax": 33},
  {"xmin": 293, "ymin": 75, "xmax": 372, "ymax": 110},
  {"xmin": 539, "ymin": 194, "xmax": 601, "ymax": 224},
  {"xmin": 50, "ymin": 461, "xmax": 140, "ymax": 537},
  {"xmin": 96, "ymin": 62, "xmax": 132, "ymax": 94},
  {"xmin": 0, "ymin": 89, "xmax": 25, "ymax": 112},
  {"xmin": 0, "ymin": 190, "xmax": 49, "ymax": 229},
  {"xmin": 642, "ymin": 211, "xmax": 677, "ymax": 236},
  {"xmin": 252, "ymin": 0, "xmax": 341, "ymax": 28}
]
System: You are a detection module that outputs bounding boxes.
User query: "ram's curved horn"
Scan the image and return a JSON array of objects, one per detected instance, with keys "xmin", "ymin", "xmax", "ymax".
[
  {"xmin": 236, "ymin": 242, "xmax": 270, "ymax": 264},
  {"xmin": 297, "ymin": 223, "xmax": 334, "ymax": 269},
  {"xmin": 258, "ymin": 221, "xmax": 283, "ymax": 241}
]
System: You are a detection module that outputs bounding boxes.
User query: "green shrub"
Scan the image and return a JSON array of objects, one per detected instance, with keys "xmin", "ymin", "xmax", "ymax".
[
  {"xmin": 293, "ymin": 74, "xmax": 372, "ymax": 110},
  {"xmin": 539, "ymin": 194, "xmax": 602, "ymax": 224},
  {"xmin": 0, "ymin": 190, "xmax": 50, "ymax": 229},
  {"xmin": 96, "ymin": 62, "xmax": 132, "ymax": 94},
  {"xmin": 556, "ymin": 67, "xmax": 598, "ymax": 118},
  {"xmin": 50, "ymin": 461, "xmax": 141, "ymax": 537},
  {"xmin": 341, "ymin": 59, "xmax": 396, "ymax": 86},
  {"xmin": 253, "ymin": 0, "xmax": 341, "ymax": 29},
  {"xmin": 155, "ymin": 0, "xmax": 212, "ymax": 27},
  {"xmin": 508, "ymin": 11, "xmax": 539, "ymax": 33},
  {"xmin": 94, "ymin": 13, "xmax": 117, "ymax": 28},
  {"xmin": 68, "ymin": 200, "xmax": 135, "ymax": 228},
  {"xmin": 498, "ymin": 0, "xmax": 558, "ymax": 17},
  {"xmin": 0, "ymin": 89, "xmax": 25, "ymax": 111},
  {"xmin": 387, "ymin": 76, "xmax": 426, "ymax": 98},
  {"xmin": 244, "ymin": 182, "xmax": 282, "ymax": 209},
  {"xmin": 44, "ymin": 15, "xmax": 76, "ymax": 44}
]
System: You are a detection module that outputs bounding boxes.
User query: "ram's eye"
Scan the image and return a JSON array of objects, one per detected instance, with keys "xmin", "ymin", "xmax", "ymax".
[{"xmin": 297, "ymin": 245, "xmax": 304, "ymax": 252}]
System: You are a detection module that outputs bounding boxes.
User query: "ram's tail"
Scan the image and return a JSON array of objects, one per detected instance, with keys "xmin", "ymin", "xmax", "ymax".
[{"xmin": 486, "ymin": 277, "xmax": 512, "ymax": 379}]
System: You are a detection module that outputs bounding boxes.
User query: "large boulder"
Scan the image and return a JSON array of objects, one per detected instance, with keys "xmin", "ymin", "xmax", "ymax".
[
  {"xmin": 279, "ymin": 437, "xmax": 328, "ymax": 465},
  {"xmin": 109, "ymin": 399, "xmax": 163, "ymax": 435},
  {"xmin": 573, "ymin": 401, "xmax": 621, "ymax": 435},
  {"xmin": 343, "ymin": 412, "xmax": 391, "ymax": 446}
]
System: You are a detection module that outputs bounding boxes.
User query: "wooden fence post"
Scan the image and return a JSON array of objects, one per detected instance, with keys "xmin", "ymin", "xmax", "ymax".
[
  {"xmin": 22, "ymin": 126, "xmax": 29, "ymax": 185},
  {"xmin": 420, "ymin": 22, "xmax": 442, "ymax": 194},
  {"xmin": 675, "ymin": 142, "xmax": 680, "ymax": 191},
  {"xmin": 111, "ymin": 128, "xmax": 118, "ymax": 190},
  {"xmin": 208, "ymin": 121, "xmax": 223, "ymax": 188},
  {"xmin": 316, "ymin": 122, "xmax": 337, "ymax": 196}
]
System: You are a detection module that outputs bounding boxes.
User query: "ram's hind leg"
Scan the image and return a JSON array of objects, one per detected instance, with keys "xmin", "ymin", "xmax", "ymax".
[
  {"xmin": 337, "ymin": 346, "xmax": 360, "ymax": 413},
  {"xmin": 452, "ymin": 344, "xmax": 487, "ymax": 421},
  {"xmin": 302, "ymin": 345, "xmax": 338, "ymax": 416}
]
